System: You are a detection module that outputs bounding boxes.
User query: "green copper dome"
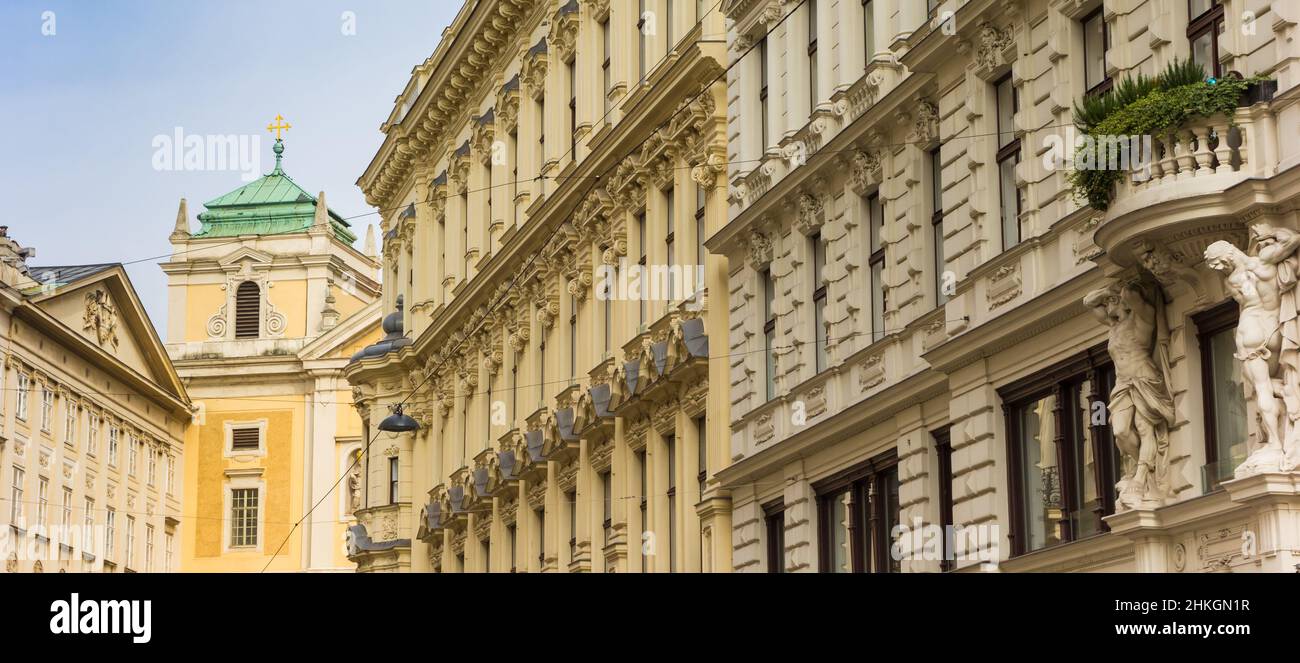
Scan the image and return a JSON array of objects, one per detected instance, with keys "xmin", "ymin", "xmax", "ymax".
[{"xmin": 193, "ymin": 140, "xmax": 356, "ymax": 243}]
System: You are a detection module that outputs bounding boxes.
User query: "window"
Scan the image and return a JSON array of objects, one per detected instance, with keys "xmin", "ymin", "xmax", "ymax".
[
  {"xmin": 231, "ymin": 427, "xmax": 260, "ymax": 451},
  {"xmin": 231, "ymin": 487, "xmax": 259, "ymax": 548},
  {"xmin": 637, "ymin": 212, "xmax": 648, "ymax": 328},
  {"xmin": 696, "ymin": 415, "xmax": 707, "ymax": 497},
  {"xmin": 83, "ymin": 497, "xmax": 94, "ymax": 554},
  {"xmin": 16, "ymin": 373, "xmax": 29, "ymax": 421},
  {"xmin": 812, "ymin": 233, "xmax": 828, "ymax": 372},
  {"xmin": 88, "ymin": 414, "xmax": 98, "ymax": 455},
  {"xmin": 666, "ymin": 0, "xmax": 676, "ymax": 47},
  {"xmin": 511, "ymin": 356, "xmax": 519, "ymax": 424},
  {"xmin": 64, "ymin": 402, "xmax": 76, "ymax": 446},
  {"xmin": 931, "ymin": 148, "xmax": 947, "ymax": 306},
  {"xmin": 1195, "ymin": 302, "xmax": 1247, "ymax": 489},
  {"xmin": 37, "ymin": 476, "xmax": 48, "ymax": 526},
  {"xmin": 166, "ymin": 455, "xmax": 175, "ymax": 494},
  {"xmin": 600, "ymin": 18, "xmax": 612, "ymax": 116},
  {"xmin": 234, "ymin": 281, "xmax": 260, "ymax": 338},
  {"xmin": 807, "ymin": 0, "xmax": 819, "ymax": 108},
  {"xmin": 665, "ymin": 186, "xmax": 676, "ymax": 305},
  {"xmin": 40, "ymin": 388, "xmax": 52, "ymax": 432},
  {"xmin": 763, "ymin": 269, "xmax": 777, "ymax": 400},
  {"xmin": 637, "ymin": 449, "xmax": 648, "ymax": 572},
  {"xmin": 509, "ymin": 130, "xmax": 519, "ymax": 228},
  {"xmin": 758, "ymin": 38, "xmax": 769, "ymax": 150},
  {"xmin": 816, "ymin": 453, "xmax": 900, "ymax": 573},
  {"xmin": 567, "ymin": 60, "xmax": 577, "ymax": 155},
  {"xmin": 637, "ymin": 0, "xmax": 648, "ymax": 81},
  {"xmin": 461, "ymin": 188, "xmax": 470, "ymax": 277},
  {"xmin": 125, "ymin": 515, "xmax": 135, "ymax": 568},
  {"xmin": 601, "ymin": 470, "xmax": 612, "ymax": 547},
  {"xmin": 933, "ymin": 427, "xmax": 954, "ymax": 571},
  {"xmin": 569, "ymin": 294, "xmax": 579, "ymax": 381},
  {"xmin": 764, "ymin": 501, "xmax": 785, "ymax": 573},
  {"xmin": 0, "ymin": 364, "xmax": 5, "ymax": 415},
  {"xmin": 666, "ymin": 434, "xmax": 677, "ymax": 572},
  {"xmin": 108, "ymin": 426, "xmax": 120, "ymax": 467},
  {"xmin": 537, "ymin": 98, "xmax": 546, "ymax": 178},
  {"xmin": 145, "ymin": 524, "xmax": 155, "ymax": 572},
  {"xmin": 128, "ymin": 437, "xmax": 138, "ymax": 476},
  {"xmin": 538, "ymin": 330, "xmax": 547, "ymax": 408},
  {"xmin": 867, "ymin": 193, "xmax": 885, "ymax": 341},
  {"xmin": 147, "ymin": 446, "xmax": 157, "ymax": 486},
  {"xmin": 536, "ymin": 507, "xmax": 546, "ymax": 566},
  {"xmin": 567, "ymin": 489, "xmax": 577, "ymax": 560},
  {"xmin": 105, "ymin": 508, "xmax": 116, "ymax": 558},
  {"xmin": 165, "ymin": 532, "xmax": 174, "ymax": 571},
  {"xmin": 10, "ymin": 468, "xmax": 22, "ymax": 525},
  {"xmin": 695, "ymin": 185, "xmax": 707, "ymax": 271},
  {"xmin": 1082, "ymin": 8, "xmax": 1110, "ymax": 94},
  {"xmin": 863, "ymin": 0, "xmax": 875, "ymax": 63},
  {"xmin": 1001, "ymin": 348, "xmax": 1118, "ymax": 555},
  {"xmin": 388, "ymin": 457, "xmax": 399, "ymax": 504},
  {"xmin": 927, "ymin": 0, "xmax": 942, "ymax": 17},
  {"xmin": 508, "ymin": 523, "xmax": 518, "ymax": 572},
  {"xmin": 995, "ymin": 75, "xmax": 1022, "ymax": 250},
  {"xmin": 1187, "ymin": 0, "xmax": 1224, "ymax": 79},
  {"xmin": 61, "ymin": 487, "xmax": 72, "ymax": 530}
]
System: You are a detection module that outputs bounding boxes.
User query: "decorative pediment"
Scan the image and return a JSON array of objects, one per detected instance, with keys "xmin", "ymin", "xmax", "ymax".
[
  {"xmin": 746, "ymin": 230, "xmax": 773, "ymax": 270},
  {"xmin": 974, "ymin": 23, "xmax": 1015, "ymax": 76},
  {"xmin": 520, "ymin": 39, "xmax": 549, "ymax": 101},
  {"xmin": 471, "ymin": 109, "xmax": 496, "ymax": 162},
  {"xmin": 793, "ymin": 193, "xmax": 825, "ymax": 236},
  {"xmin": 552, "ymin": 1, "xmax": 580, "ymax": 63},
  {"xmin": 847, "ymin": 149, "xmax": 883, "ymax": 195}
]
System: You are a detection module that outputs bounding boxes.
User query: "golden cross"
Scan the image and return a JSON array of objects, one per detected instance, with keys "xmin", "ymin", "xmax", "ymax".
[{"xmin": 267, "ymin": 114, "xmax": 292, "ymax": 140}]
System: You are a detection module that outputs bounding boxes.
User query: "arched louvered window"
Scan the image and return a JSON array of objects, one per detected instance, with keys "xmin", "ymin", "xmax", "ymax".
[{"xmin": 234, "ymin": 281, "xmax": 261, "ymax": 339}]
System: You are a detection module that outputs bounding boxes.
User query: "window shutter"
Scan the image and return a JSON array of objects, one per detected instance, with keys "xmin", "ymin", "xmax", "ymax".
[{"xmin": 235, "ymin": 281, "xmax": 261, "ymax": 338}]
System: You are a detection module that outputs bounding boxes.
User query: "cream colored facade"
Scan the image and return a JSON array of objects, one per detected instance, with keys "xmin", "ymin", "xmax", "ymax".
[
  {"xmin": 346, "ymin": 0, "xmax": 733, "ymax": 572},
  {"xmin": 0, "ymin": 230, "xmax": 190, "ymax": 573},
  {"xmin": 163, "ymin": 165, "xmax": 384, "ymax": 572},
  {"xmin": 714, "ymin": 0, "xmax": 1300, "ymax": 572}
]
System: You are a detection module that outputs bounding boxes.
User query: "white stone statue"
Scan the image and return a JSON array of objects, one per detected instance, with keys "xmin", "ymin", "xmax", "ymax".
[
  {"xmin": 347, "ymin": 452, "xmax": 363, "ymax": 516},
  {"xmin": 1084, "ymin": 279, "xmax": 1177, "ymax": 509},
  {"xmin": 1205, "ymin": 223, "xmax": 1300, "ymax": 475}
]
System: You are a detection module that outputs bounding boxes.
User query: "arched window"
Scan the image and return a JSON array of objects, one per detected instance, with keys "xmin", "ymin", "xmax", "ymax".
[{"xmin": 234, "ymin": 281, "xmax": 261, "ymax": 339}]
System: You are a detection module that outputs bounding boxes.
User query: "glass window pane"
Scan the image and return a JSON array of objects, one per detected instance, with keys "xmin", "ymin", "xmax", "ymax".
[
  {"xmin": 870, "ymin": 262, "xmax": 884, "ymax": 340},
  {"xmin": 1018, "ymin": 394, "xmax": 1061, "ymax": 551},
  {"xmin": 1209, "ymin": 329, "xmax": 1249, "ymax": 480},
  {"xmin": 1191, "ymin": 31, "xmax": 1214, "ymax": 74},
  {"xmin": 1189, "ymin": 0, "xmax": 1214, "ymax": 19},
  {"xmin": 1072, "ymin": 381, "xmax": 1104, "ymax": 538},
  {"xmin": 999, "ymin": 155, "xmax": 1020, "ymax": 249},
  {"xmin": 1084, "ymin": 13, "xmax": 1106, "ymax": 89},
  {"xmin": 996, "ymin": 79, "xmax": 1016, "ymax": 148}
]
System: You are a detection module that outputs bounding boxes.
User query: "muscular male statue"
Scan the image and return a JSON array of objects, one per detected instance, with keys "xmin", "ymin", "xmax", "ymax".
[
  {"xmin": 1083, "ymin": 281, "xmax": 1176, "ymax": 508},
  {"xmin": 1205, "ymin": 223, "xmax": 1300, "ymax": 474}
]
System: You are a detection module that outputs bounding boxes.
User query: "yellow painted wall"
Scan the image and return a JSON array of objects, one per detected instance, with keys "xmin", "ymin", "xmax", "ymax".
[
  {"xmin": 267, "ymin": 279, "xmax": 308, "ymax": 338},
  {"xmin": 181, "ymin": 396, "xmax": 305, "ymax": 572},
  {"xmin": 184, "ymin": 284, "xmax": 226, "ymax": 342}
]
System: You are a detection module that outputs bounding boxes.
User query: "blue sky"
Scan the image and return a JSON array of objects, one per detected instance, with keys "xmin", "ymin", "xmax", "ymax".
[{"xmin": 0, "ymin": 1, "xmax": 458, "ymax": 335}]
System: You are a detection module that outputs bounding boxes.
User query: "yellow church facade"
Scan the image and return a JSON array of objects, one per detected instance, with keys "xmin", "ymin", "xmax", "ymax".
[{"xmin": 163, "ymin": 139, "xmax": 384, "ymax": 572}]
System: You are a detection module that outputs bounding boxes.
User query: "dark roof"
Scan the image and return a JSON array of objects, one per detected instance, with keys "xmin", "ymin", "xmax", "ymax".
[{"xmin": 27, "ymin": 264, "xmax": 119, "ymax": 293}]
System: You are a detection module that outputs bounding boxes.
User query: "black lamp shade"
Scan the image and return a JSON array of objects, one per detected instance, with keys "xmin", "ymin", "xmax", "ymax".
[{"xmin": 378, "ymin": 404, "xmax": 420, "ymax": 433}]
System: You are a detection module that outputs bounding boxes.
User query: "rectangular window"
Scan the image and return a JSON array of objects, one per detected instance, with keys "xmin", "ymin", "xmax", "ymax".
[
  {"xmin": 807, "ymin": 0, "xmax": 819, "ymax": 108},
  {"xmin": 105, "ymin": 508, "xmax": 116, "ymax": 558},
  {"xmin": 509, "ymin": 130, "xmax": 519, "ymax": 228},
  {"xmin": 37, "ymin": 476, "xmax": 48, "ymax": 526},
  {"xmin": 867, "ymin": 194, "xmax": 885, "ymax": 341},
  {"xmin": 147, "ymin": 446, "xmax": 157, "ymax": 486},
  {"xmin": 61, "ymin": 487, "xmax": 72, "ymax": 529},
  {"xmin": 145, "ymin": 524, "xmax": 155, "ymax": 572},
  {"xmin": 128, "ymin": 438, "xmax": 138, "ymax": 476},
  {"xmin": 567, "ymin": 60, "xmax": 577, "ymax": 155},
  {"xmin": 637, "ymin": 0, "xmax": 648, "ymax": 81},
  {"xmin": 601, "ymin": 470, "xmax": 612, "ymax": 547},
  {"xmin": 816, "ymin": 453, "xmax": 900, "ymax": 573},
  {"xmin": 16, "ymin": 373, "xmax": 29, "ymax": 421},
  {"xmin": 1002, "ymin": 350, "xmax": 1118, "ymax": 555},
  {"xmin": 536, "ymin": 507, "xmax": 546, "ymax": 566},
  {"xmin": 1082, "ymin": 8, "xmax": 1110, "ymax": 94},
  {"xmin": 64, "ymin": 402, "xmax": 77, "ymax": 446},
  {"xmin": 462, "ymin": 189, "xmax": 470, "ymax": 277},
  {"xmin": 231, "ymin": 427, "xmax": 260, "ymax": 451},
  {"xmin": 83, "ymin": 497, "xmax": 94, "ymax": 554},
  {"xmin": 812, "ymin": 233, "xmax": 828, "ymax": 372},
  {"xmin": 863, "ymin": 0, "xmax": 875, "ymax": 63},
  {"xmin": 88, "ymin": 414, "xmax": 98, "ymax": 455},
  {"xmin": 537, "ymin": 98, "xmax": 546, "ymax": 178},
  {"xmin": 763, "ymin": 269, "xmax": 777, "ymax": 400},
  {"xmin": 666, "ymin": 435, "xmax": 677, "ymax": 572},
  {"xmin": 511, "ymin": 359, "xmax": 519, "ymax": 424},
  {"xmin": 695, "ymin": 185, "xmax": 707, "ymax": 272},
  {"xmin": 665, "ymin": 186, "xmax": 676, "ymax": 304},
  {"xmin": 166, "ymin": 455, "xmax": 175, "ymax": 494},
  {"xmin": 570, "ymin": 295, "xmax": 579, "ymax": 381},
  {"xmin": 125, "ymin": 515, "xmax": 135, "ymax": 568},
  {"xmin": 108, "ymin": 426, "xmax": 120, "ymax": 467},
  {"xmin": 165, "ymin": 532, "xmax": 173, "ymax": 571},
  {"xmin": 389, "ymin": 457, "xmax": 399, "ymax": 504},
  {"xmin": 696, "ymin": 415, "xmax": 707, "ymax": 497},
  {"xmin": 9, "ymin": 467, "xmax": 22, "ymax": 525},
  {"xmin": 638, "ymin": 212, "xmax": 648, "ymax": 328},
  {"xmin": 508, "ymin": 523, "xmax": 518, "ymax": 572},
  {"xmin": 764, "ymin": 501, "xmax": 785, "ymax": 573},
  {"xmin": 1187, "ymin": 0, "xmax": 1224, "ymax": 79},
  {"xmin": 931, "ymin": 147, "xmax": 947, "ymax": 306},
  {"xmin": 1195, "ymin": 303, "xmax": 1247, "ymax": 489},
  {"xmin": 538, "ymin": 331, "xmax": 547, "ymax": 408},
  {"xmin": 995, "ymin": 75, "xmax": 1022, "ymax": 250},
  {"xmin": 601, "ymin": 18, "xmax": 612, "ymax": 116},
  {"xmin": 934, "ymin": 427, "xmax": 954, "ymax": 571},
  {"xmin": 230, "ymin": 487, "xmax": 259, "ymax": 548},
  {"xmin": 40, "ymin": 387, "xmax": 53, "ymax": 432},
  {"xmin": 637, "ymin": 449, "xmax": 648, "ymax": 572},
  {"xmin": 927, "ymin": 0, "xmax": 942, "ymax": 16},
  {"xmin": 758, "ymin": 38, "xmax": 769, "ymax": 151},
  {"xmin": 567, "ymin": 490, "xmax": 577, "ymax": 560}
]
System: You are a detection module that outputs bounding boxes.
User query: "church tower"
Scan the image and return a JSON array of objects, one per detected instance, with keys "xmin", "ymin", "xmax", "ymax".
[{"xmin": 161, "ymin": 128, "xmax": 384, "ymax": 572}]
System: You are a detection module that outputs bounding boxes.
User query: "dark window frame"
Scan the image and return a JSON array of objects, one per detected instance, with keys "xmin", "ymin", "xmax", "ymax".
[
  {"xmin": 1081, "ymin": 7, "xmax": 1112, "ymax": 96},
  {"xmin": 1187, "ymin": 0, "xmax": 1224, "ymax": 79},
  {"xmin": 999, "ymin": 344, "xmax": 1118, "ymax": 557},
  {"xmin": 764, "ymin": 499, "xmax": 785, "ymax": 573},
  {"xmin": 758, "ymin": 37, "xmax": 769, "ymax": 150},
  {"xmin": 807, "ymin": 0, "xmax": 819, "ymax": 107},
  {"xmin": 930, "ymin": 147, "xmax": 946, "ymax": 306},
  {"xmin": 1194, "ymin": 299, "xmax": 1242, "ymax": 490},
  {"xmin": 866, "ymin": 193, "xmax": 885, "ymax": 342},
  {"xmin": 814, "ymin": 450, "xmax": 900, "ymax": 573},
  {"xmin": 812, "ymin": 232, "xmax": 828, "ymax": 372},
  {"xmin": 933, "ymin": 426, "xmax": 953, "ymax": 571},
  {"xmin": 762, "ymin": 268, "xmax": 777, "ymax": 400},
  {"xmin": 995, "ymin": 74, "xmax": 1023, "ymax": 250}
]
